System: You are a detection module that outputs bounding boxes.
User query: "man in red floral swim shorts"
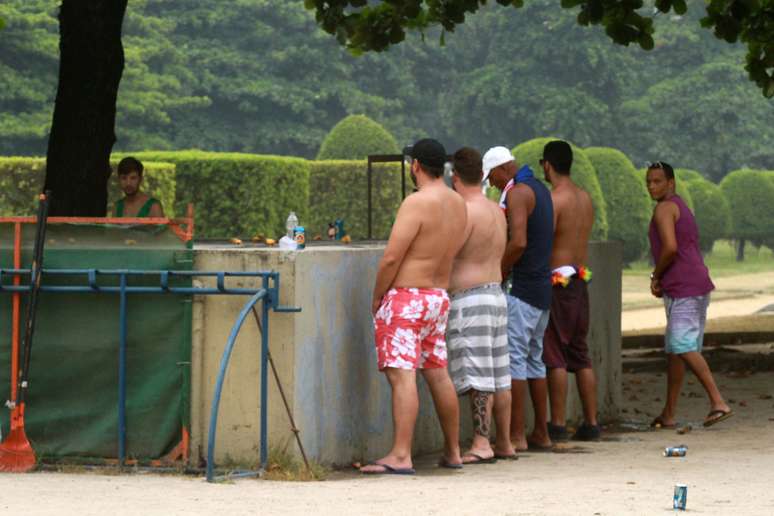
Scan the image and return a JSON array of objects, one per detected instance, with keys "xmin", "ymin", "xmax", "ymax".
[{"xmin": 361, "ymin": 138, "xmax": 468, "ymax": 475}]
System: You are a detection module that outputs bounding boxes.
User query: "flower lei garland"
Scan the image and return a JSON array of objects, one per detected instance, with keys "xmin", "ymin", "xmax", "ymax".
[{"xmin": 551, "ymin": 266, "xmax": 593, "ymax": 287}]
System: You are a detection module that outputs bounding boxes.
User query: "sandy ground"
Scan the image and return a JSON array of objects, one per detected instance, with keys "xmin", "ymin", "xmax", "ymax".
[
  {"xmin": 1, "ymin": 369, "xmax": 773, "ymax": 515},
  {"xmin": 622, "ymin": 271, "xmax": 774, "ymax": 331}
]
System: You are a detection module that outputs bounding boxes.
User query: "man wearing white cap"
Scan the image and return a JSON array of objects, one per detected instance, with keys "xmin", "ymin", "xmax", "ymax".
[{"xmin": 483, "ymin": 146, "xmax": 554, "ymax": 452}]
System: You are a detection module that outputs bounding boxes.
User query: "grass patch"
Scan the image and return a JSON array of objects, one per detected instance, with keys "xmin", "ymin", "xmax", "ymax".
[
  {"xmin": 626, "ymin": 240, "xmax": 774, "ymax": 277},
  {"xmin": 262, "ymin": 444, "xmax": 328, "ymax": 481}
]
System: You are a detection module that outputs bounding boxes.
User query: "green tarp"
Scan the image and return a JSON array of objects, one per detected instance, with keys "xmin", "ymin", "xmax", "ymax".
[{"xmin": 0, "ymin": 223, "xmax": 192, "ymax": 461}]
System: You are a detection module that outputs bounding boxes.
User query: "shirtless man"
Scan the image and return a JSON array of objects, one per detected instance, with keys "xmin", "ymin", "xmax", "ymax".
[
  {"xmin": 446, "ymin": 147, "xmax": 515, "ymax": 464},
  {"xmin": 540, "ymin": 140, "xmax": 600, "ymax": 441},
  {"xmin": 484, "ymin": 146, "xmax": 554, "ymax": 452},
  {"xmin": 114, "ymin": 157, "xmax": 164, "ymax": 218},
  {"xmin": 361, "ymin": 138, "xmax": 467, "ymax": 474}
]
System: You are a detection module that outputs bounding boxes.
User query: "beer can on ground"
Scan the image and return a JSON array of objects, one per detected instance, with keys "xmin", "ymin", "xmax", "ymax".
[
  {"xmin": 664, "ymin": 446, "xmax": 688, "ymax": 457},
  {"xmin": 673, "ymin": 484, "xmax": 688, "ymax": 510},
  {"xmin": 294, "ymin": 226, "xmax": 306, "ymax": 250}
]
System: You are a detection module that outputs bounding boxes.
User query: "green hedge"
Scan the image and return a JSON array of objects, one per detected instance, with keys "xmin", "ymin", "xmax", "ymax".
[
  {"xmin": 512, "ymin": 138, "xmax": 608, "ymax": 240},
  {"xmin": 316, "ymin": 115, "xmax": 399, "ymax": 160},
  {"xmin": 0, "ymin": 157, "xmax": 176, "ymax": 217},
  {"xmin": 309, "ymin": 160, "xmax": 404, "ymax": 240},
  {"xmin": 684, "ymin": 178, "xmax": 731, "ymax": 253},
  {"xmin": 720, "ymin": 169, "xmax": 774, "ymax": 244},
  {"xmin": 129, "ymin": 151, "xmax": 310, "ymax": 239},
  {"xmin": 675, "ymin": 168, "xmax": 705, "ymax": 183},
  {"xmin": 585, "ymin": 147, "xmax": 650, "ymax": 263}
]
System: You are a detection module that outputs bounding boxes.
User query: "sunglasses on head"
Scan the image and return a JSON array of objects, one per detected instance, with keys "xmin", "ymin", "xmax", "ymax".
[{"xmin": 647, "ymin": 161, "xmax": 666, "ymax": 170}]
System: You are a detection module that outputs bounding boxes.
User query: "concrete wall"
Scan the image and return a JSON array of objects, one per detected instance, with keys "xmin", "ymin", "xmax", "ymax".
[{"xmin": 191, "ymin": 241, "xmax": 622, "ymax": 466}]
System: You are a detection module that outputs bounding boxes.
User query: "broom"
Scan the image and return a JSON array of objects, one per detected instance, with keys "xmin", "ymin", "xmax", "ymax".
[{"xmin": 0, "ymin": 192, "xmax": 50, "ymax": 473}]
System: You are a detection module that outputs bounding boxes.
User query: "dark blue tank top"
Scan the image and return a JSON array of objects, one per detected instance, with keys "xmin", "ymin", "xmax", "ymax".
[{"xmin": 509, "ymin": 176, "xmax": 554, "ymax": 310}]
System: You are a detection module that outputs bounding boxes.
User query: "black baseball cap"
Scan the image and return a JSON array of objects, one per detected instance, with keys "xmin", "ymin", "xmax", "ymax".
[{"xmin": 407, "ymin": 138, "xmax": 447, "ymax": 168}]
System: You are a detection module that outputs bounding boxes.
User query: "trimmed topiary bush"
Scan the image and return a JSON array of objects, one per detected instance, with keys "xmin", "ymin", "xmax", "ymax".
[
  {"xmin": 316, "ymin": 115, "xmax": 399, "ymax": 160},
  {"xmin": 684, "ymin": 178, "xmax": 731, "ymax": 253},
  {"xmin": 586, "ymin": 147, "xmax": 650, "ymax": 263},
  {"xmin": 512, "ymin": 138, "xmax": 608, "ymax": 240},
  {"xmin": 309, "ymin": 160, "xmax": 404, "ymax": 240},
  {"xmin": 675, "ymin": 168, "xmax": 705, "ymax": 184},
  {"xmin": 0, "ymin": 157, "xmax": 176, "ymax": 217},
  {"xmin": 721, "ymin": 169, "xmax": 774, "ymax": 257},
  {"xmin": 131, "ymin": 151, "xmax": 310, "ymax": 239}
]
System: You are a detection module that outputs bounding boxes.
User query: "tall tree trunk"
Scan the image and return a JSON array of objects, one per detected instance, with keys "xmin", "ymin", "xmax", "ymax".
[
  {"xmin": 44, "ymin": 0, "xmax": 128, "ymax": 216},
  {"xmin": 736, "ymin": 239, "xmax": 746, "ymax": 262}
]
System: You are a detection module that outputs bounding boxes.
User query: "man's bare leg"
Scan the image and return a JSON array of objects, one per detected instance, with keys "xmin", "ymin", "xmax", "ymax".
[
  {"xmin": 492, "ymin": 389, "xmax": 515, "ymax": 457},
  {"xmin": 575, "ymin": 368, "xmax": 598, "ymax": 426},
  {"xmin": 422, "ymin": 368, "xmax": 462, "ymax": 465},
  {"xmin": 509, "ymin": 379, "xmax": 528, "ymax": 451},
  {"xmin": 360, "ymin": 368, "xmax": 417, "ymax": 473},
  {"xmin": 463, "ymin": 390, "xmax": 495, "ymax": 462},
  {"xmin": 548, "ymin": 367, "xmax": 568, "ymax": 426},
  {"xmin": 656, "ymin": 353, "xmax": 685, "ymax": 426},
  {"xmin": 527, "ymin": 377, "xmax": 552, "ymax": 447},
  {"xmin": 679, "ymin": 351, "xmax": 731, "ymax": 415}
]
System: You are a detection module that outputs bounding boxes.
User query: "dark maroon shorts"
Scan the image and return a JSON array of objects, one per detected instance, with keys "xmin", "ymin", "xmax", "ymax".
[{"xmin": 542, "ymin": 277, "xmax": 592, "ymax": 372}]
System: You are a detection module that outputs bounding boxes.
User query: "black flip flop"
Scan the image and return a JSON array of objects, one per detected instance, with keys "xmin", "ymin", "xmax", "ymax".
[
  {"xmin": 461, "ymin": 453, "xmax": 497, "ymax": 465},
  {"xmin": 703, "ymin": 409, "xmax": 734, "ymax": 428},
  {"xmin": 495, "ymin": 453, "xmax": 519, "ymax": 461},
  {"xmin": 438, "ymin": 457, "xmax": 463, "ymax": 469},
  {"xmin": 526, "ymin": 442, "xmax": 554, "ymax": 453},
  {"xmin": 361, "ymin": 462, "xmax": 416, "ymax": 475},
  {"xmin": 650, "ymin": 416, "xmax": 677, "ymax": 429}
]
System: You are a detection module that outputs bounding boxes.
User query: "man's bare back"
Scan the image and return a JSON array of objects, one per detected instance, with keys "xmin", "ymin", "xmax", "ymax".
[
  {"xmin": 449, "ymin": 195, "xmax": 506, "ymax": 292},
  {"xmin": 550, "ymin": 180, "xmax": 594, "ymax": 268},
  {"xmin": 392, "ymin": 184, "xmax": 467, "ymax": 289}
]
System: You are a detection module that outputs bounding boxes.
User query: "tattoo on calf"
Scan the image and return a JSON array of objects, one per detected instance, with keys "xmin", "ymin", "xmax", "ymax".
[{"xmin": 471, "ymin": 390, "xmax": 491, "ymax": 438}]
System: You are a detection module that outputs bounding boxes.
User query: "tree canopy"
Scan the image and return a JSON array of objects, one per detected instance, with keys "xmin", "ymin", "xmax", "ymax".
[{"xmin": 305, "ymin": 0, "xmax": 774, "ymax": 98}]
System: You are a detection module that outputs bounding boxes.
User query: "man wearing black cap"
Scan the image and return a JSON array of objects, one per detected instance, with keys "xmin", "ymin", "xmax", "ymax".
[{"xmin": 362, "ymin": 138, "xmax": 467, "ymax": 474}]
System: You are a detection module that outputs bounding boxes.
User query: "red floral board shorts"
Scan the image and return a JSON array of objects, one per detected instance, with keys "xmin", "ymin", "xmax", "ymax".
[{"xmin": 374, "ymin": 287, "xmax": 450, "ymax": 370}]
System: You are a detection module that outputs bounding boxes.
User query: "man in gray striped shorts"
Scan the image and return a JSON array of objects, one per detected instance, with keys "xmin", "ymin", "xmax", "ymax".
[{"xmin": 446, "ymin": 147, "xmax": 516, "ymax": 464}]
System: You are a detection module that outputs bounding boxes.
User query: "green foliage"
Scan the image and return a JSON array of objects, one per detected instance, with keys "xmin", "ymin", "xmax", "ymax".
[
  {"xmin": 675, "ymin": 168, "xmax": 705, "ymax": 183},
  {"xmin": 512, "ymin": 138, "xmax": 608, "ymax": 240},
  {"xmin": 309, "ymin": 160, "xmax": 404, "ymax": 240},
  {"xmin": 720, "ymin": 169, "xmax": 774, "ymax": 243},
  {"xmin": 129, "ymin": 151, "xmax": 310, "ymax": 239},
  {"xmin": 684, "ymin": 178, "xmax": 731, "ymax": 253},
  {"xmin": 316, "ymin": 115, "xmax": 399, "ymax": 160},
  {"xmin": 0, "ymin": 157, "xmax": 176, "ymax": 217},
  {"xmin": 306, "ymin": 0, "xmax": 774, "ymax": 97},
  {"xmin": 586, "ymin": 147, "xmax": 650, "ymax": 262}
]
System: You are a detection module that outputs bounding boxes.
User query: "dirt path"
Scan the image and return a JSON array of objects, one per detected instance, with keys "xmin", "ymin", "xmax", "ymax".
[
  {"xmin": 2, "ymin": 371, "xmax": 773, "ymax": 515},
  {"xmin": 622, "ymin": 271, "xmax": 774, "ymax": 332}
]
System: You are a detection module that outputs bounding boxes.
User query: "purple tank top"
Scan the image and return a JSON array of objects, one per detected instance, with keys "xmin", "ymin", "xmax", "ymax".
[{"xmin": 649, "ymin": 195, "xmax": 714, "ymax": 298}]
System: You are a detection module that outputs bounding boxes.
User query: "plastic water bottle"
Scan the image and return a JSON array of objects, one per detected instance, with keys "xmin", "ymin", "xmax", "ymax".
[{"xmin": 285, "ymin": 211, "xmax": 298, "ymax": 239}]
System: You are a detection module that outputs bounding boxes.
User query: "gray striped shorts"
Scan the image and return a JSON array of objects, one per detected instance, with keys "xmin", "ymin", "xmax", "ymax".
[{"xmin": 446, "ymin": 283, "xmax": 510, "ymax": 394}]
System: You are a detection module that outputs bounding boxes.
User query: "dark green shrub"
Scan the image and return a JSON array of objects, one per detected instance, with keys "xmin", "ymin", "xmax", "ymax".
[
  {"xmin": 0, "ymin": 157, "xmax": 176, "ymax": 217},
  {"xmin": 512, "ymin": 138, "xmax": 608, "ymax": 240},
  {"xmin": 309, "ymin": 160, "xmax": 404, "ymax": 240},
  {"xmin": 316, "ymin": 115, "xmax": 399, "ymax": 160},
  {"xmin": 586, "ymin": 147, "xmax": 650, "ymax": 263},
  {"xmin": 684, "ymin": 178, "xmax": 731, "ymax": 253},
  {"xmin": 131, "ymin": 151, "xmax": 310, "ymax": 239},
  {"xmin": 721, "ymin": 169, "xmax": 774, "ymax": 247}
]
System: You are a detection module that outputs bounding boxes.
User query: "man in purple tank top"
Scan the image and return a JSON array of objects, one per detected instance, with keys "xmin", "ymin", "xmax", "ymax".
[{"xmin": 646, "ymin": 162, "xmax": 732, "ymax": 429}]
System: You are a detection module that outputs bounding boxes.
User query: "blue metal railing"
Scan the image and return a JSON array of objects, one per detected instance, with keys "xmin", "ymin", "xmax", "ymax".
[{"xmin": 0, "ymin": 268, "xmax": 300, "ymax": 477}]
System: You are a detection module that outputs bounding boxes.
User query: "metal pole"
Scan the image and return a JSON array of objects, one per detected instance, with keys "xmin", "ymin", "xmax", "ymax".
[
  {"xmin": 367, "ymin": 158, "xmax": 373, "ymax": 240},
  {"xmin": 118, "ymin": 272, "xmax": 127, "ymax": 467},
  {"xmin": 259, "ymin": 276, "xmax": 270, "ymax": 468}
]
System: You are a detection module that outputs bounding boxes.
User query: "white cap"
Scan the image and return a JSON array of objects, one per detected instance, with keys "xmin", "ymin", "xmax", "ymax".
[{"xmin": 482, "ymin": 146, "xmax": 514, "ymax": 183}]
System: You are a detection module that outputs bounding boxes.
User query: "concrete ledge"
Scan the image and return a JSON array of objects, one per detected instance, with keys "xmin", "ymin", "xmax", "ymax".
[{"xmin": 190, "ymin": 241, "xmax": 622, "ymax": 465}]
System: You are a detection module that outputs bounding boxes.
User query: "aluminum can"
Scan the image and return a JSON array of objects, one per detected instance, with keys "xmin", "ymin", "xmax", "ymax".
[
  {"xmin": 294, "ymin": 226, "xmax": 306, "ymax": 250},
  {"xmin": 664, "ymin": 446, "xmax": 688, "ymax": 457},
  {"xmin": 673, "ymin": 484, "xmax": 688, "ymax": 510}
]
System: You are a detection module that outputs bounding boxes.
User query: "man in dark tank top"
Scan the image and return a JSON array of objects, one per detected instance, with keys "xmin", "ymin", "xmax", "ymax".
[{"xmin": 484, "ymin": 145, "xmax": 554, "ymax": 452}]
